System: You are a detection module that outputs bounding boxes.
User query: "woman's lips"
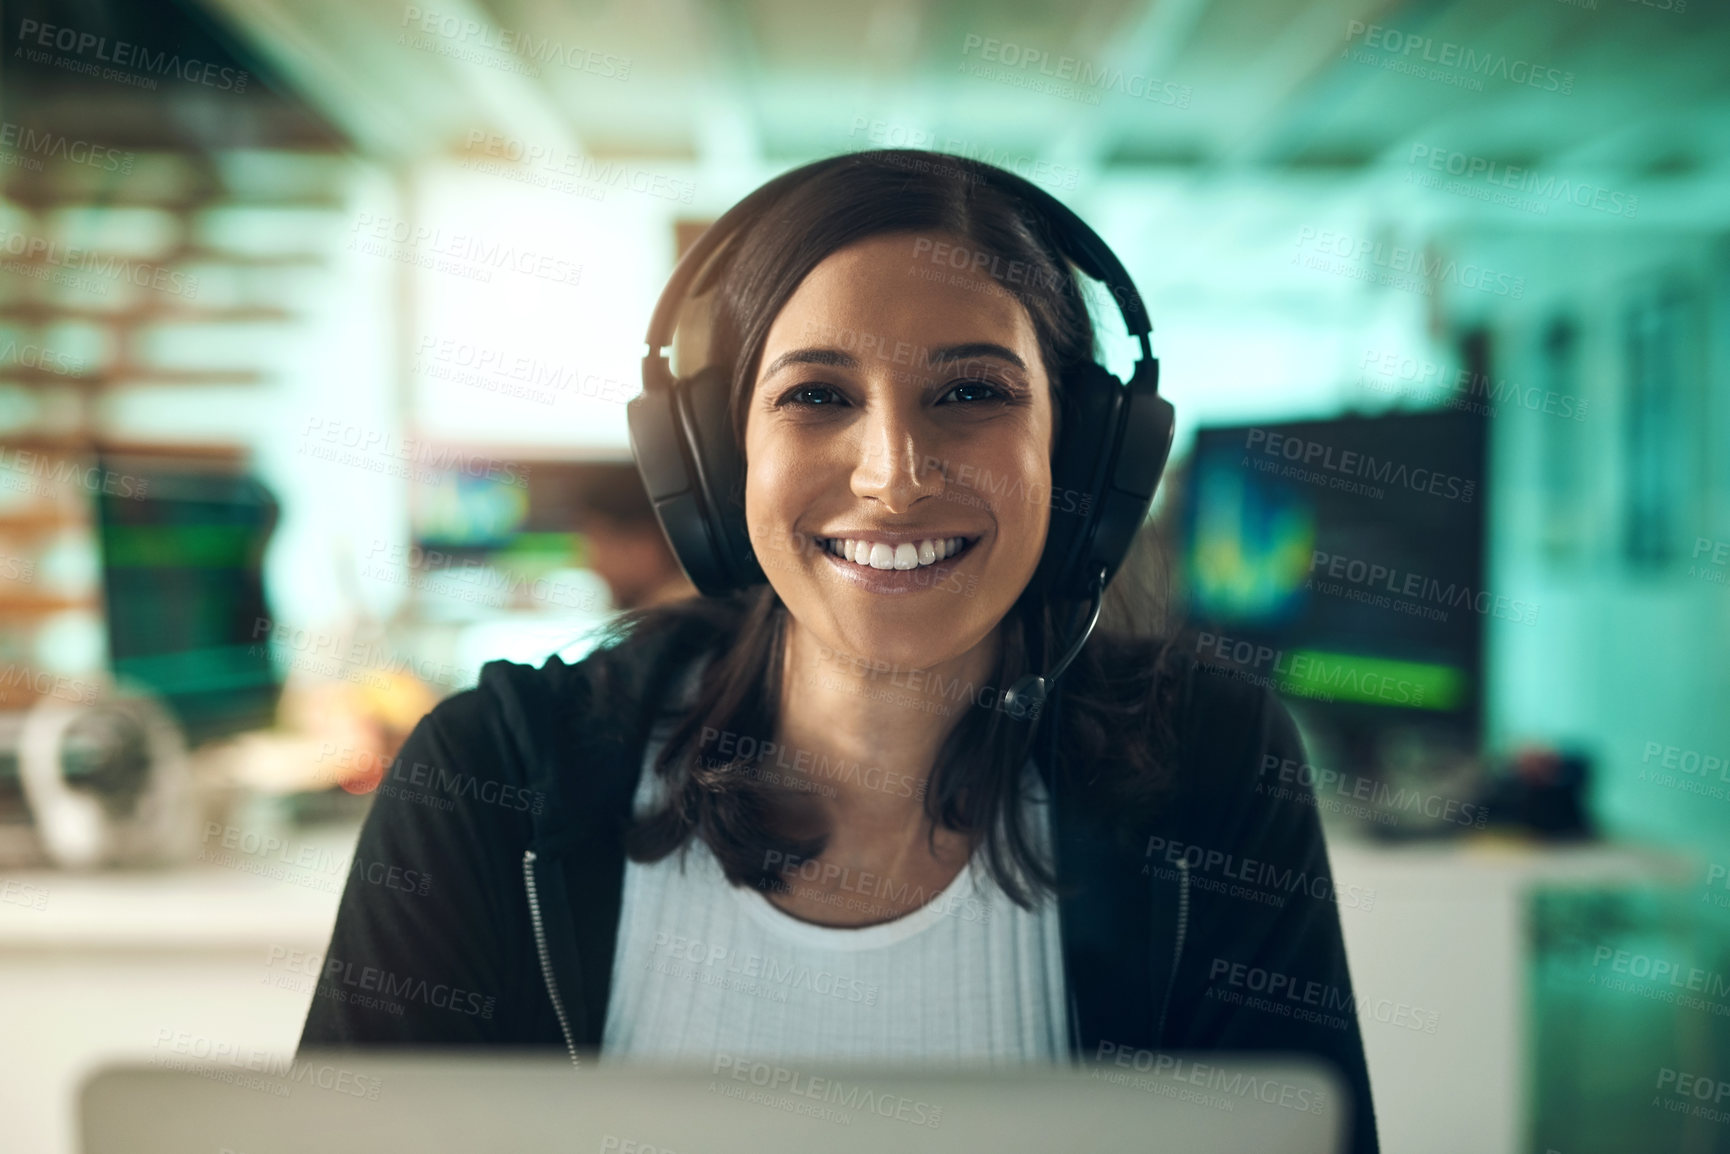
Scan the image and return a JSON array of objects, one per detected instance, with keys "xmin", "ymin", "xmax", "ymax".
[{"xmin": 817, "ymin": 535, "xmax": 981, "ymax": 594}]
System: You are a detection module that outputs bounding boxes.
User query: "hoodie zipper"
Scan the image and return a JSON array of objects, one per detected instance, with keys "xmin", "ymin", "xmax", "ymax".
[
  {"xmin": 523, "ymin": 849, "xmax": 581, "ymax": 1068},
  {"xmin": 1153, "ymin": 658, "xmax": 1199, "ymax": 1046},
  {"xmin": 1154, "ymin": 857, "xmax": 1191, "ymax": 1044}
]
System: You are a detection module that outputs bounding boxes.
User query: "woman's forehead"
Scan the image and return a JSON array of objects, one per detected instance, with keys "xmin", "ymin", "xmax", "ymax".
[{"xmin": 763, "ymin": 234, "xmax": 1040, "ymax": 363}]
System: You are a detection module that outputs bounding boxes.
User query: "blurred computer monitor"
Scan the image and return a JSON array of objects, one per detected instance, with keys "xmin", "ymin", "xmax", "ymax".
[
  {"xmin": 95, "ymin": 458, "xmax": 283, "ymax": 748},
  {"xmin": 1178, "ymin": 409, "xmax": 1489, "ymax": 771}
]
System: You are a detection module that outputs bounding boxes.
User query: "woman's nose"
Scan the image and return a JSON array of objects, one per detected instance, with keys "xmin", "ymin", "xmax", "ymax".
[{"xmin": 851, "ymin": 412, "xmax": 946, "ymax": 514}]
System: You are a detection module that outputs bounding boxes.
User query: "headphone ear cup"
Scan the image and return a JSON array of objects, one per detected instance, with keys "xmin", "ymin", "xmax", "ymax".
[
  {"xmin": 1034, "ymin": 358, "xmax": 1173, "ymax": 602},
  {"xmin": 628, "ymin": 363, "xmax": 762, "ymax": 598},
  {"xmin": 1035, "ymin": 360, "xmax": 1123, "ymax": 600},
  {"xmin": 1092, "ymin": 357, "xmax": 1173, "ymax": 582},
  {"xmin": 682, "ymin": 363, "xmax": 763, "ymax": 593}
]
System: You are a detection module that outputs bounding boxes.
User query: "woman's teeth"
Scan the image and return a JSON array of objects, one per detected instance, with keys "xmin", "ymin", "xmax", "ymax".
[{"xmin": 821, "ymin": 537, "xmax": 969, "ymax": 570}]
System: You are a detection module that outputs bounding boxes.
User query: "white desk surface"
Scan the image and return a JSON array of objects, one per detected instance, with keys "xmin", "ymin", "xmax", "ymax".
[
  {"xmin": 0, "ymin": 822, "xmax": 361, "ymax": 951},
  {"xmin": 0, "ymin": 827, "xmax": 1702, "ymax": 949}
]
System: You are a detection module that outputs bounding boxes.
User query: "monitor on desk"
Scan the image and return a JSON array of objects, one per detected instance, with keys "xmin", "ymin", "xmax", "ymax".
[
  {"xmin": 1177, "ymin": 409, "xmax": 1490, "ymax": 795},
  {"xmin": 95, "ymin": 459, "xmax": 284, "ymax": 748}
]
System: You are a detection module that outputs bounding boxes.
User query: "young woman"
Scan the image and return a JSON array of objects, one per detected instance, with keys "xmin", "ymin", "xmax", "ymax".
[{"xmin": 300, "ymin": 150, "xmax": 1380, "ymax": 1154}]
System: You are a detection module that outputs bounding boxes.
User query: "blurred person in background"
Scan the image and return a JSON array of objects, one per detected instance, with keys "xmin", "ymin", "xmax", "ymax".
[{"xmin": 572, "ymin": 466, "xmax": 697, "ymax": 611}]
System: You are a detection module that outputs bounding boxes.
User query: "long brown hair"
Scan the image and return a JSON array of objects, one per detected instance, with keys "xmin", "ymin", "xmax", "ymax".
[{"xmin": 601, "ymin": 150, "xmax": 1187, "ymax": 908}]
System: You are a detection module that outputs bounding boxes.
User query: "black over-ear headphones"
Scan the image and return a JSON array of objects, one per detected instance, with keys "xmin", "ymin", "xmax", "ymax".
[{"xmin": 627, "ymin": 150, "xmax": 1175, "ymax": 693}]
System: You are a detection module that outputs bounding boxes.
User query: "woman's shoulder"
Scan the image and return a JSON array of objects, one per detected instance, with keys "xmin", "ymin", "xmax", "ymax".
[
  {"xmin": 1158, "ymin": 647, "xmax": 1314, "ymax": 853},
  {"xmin": 1088, "ymin": 633, "xmax": 1306, "ymax": 829}
]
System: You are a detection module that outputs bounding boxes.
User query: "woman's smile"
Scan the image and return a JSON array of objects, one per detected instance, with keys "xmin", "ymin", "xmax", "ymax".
[{"xmin": 815, "ymin": 531, "xmax": 985, "ymax": 595}]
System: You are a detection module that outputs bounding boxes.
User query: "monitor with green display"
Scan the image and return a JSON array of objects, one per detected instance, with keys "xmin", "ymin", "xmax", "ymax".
[
  {"xmin": 1179, "ymin": 408, "xmax": 1489, "ymax": 740},
  {"xmin": 96, "ymin": 464, "xmax": 284, "ymax": 747}
]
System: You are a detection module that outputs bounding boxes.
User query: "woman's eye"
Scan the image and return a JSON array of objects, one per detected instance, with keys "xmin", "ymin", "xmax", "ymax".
[
  {"xmin": 781, "ymin": 384, "xmax": 846, "ymax": 407},
  {"xmin": 941, "ymin": 379, "xmax": 1008, "ymax": 404}
]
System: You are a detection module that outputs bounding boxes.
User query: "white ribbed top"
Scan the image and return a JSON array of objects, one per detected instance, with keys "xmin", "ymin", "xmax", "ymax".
[{"xmin": 599, "ymin": 713, "xmax": 1071, "ymax": 1068}]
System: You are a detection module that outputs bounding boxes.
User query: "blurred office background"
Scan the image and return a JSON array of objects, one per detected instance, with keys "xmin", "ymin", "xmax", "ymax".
[{"xmin": 1, "ymin": 0, "xmax": 1727, "ymax": 1151}]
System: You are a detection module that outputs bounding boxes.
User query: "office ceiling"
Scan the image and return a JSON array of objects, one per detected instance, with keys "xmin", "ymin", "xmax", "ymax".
[
  {"xmin": 4, "ymin": 0, "xmax": 1724, "ymax": 193},
  {"xmin": 163, "ymin": 0, "xmax": 1727, "ymax": 184}
]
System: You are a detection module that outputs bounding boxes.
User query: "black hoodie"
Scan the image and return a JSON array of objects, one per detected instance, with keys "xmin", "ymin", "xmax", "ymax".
[{"xmin": 299, "ymin": 618, "xmax": 1380, "ymax": 1154}]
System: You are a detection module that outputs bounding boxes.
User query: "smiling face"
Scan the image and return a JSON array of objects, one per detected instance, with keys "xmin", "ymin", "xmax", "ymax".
[{"xmin": 742, "ymin": 230, "xmax": 1056, "ymax": 672}]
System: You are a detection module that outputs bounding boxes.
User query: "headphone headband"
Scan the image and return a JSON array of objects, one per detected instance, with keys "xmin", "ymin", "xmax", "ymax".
[{"xmin": 642, "ymin": 150, "xmax": 1153, "ymax": 370}]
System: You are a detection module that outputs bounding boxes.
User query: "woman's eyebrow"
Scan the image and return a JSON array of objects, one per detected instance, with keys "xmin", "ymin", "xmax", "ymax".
[
  {"xmin": 761, "ymin": 347, "xmax": 857, "ymax": 379},
  {"xmin": 760, "ymin": 341, "xmax": 1028, "ymax": 380},
  {"xmin": 926, "ymin": 342, "xmax": 1026, "ymax": 371}
]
